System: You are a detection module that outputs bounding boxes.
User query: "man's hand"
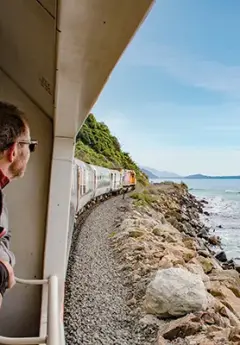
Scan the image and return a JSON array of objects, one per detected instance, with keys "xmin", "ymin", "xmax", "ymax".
[{"xmin": 0, "ymin": 260, "xmax": 15, "ymax": 289}]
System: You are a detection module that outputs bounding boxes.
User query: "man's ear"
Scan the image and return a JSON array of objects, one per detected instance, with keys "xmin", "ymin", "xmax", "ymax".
[{"xmin": 6, "ymin": 143, "xmax": 17, "ymax": 163}]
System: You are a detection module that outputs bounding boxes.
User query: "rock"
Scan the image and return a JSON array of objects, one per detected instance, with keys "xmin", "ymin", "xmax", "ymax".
[
  {"xmin": 126, "ymin": 296, "xmax": 137, "ymax": 306},
  {"xmin": 182, "ymin": 237, "xmax": 197, "ymax": 251},
  {"xmin": 216, "ymin": 301, "xmax": 240, "ymax": 327},
  {"xmin": 144, "ymin": 268, "xmax": 208, "ymax": 318},
  {"xmin": 139, "ymin": 314, "xmax": 164, "ymax": 327},
  {"xmin": 185, "ymin": 260, "xmax": 210, "ymax": 283},
  {"xmin": 229, "ymin": 327, "xmax": 240, "ymax": 342},
  {"xmin": 215, "ymin": 251, "xmax": 227, "ymax": 262},
  {"xmin": 198, "ymin": 228, "xmax": 209, "ymax": 240},
  {"xmin": 185, "ymin": 334, "xmax": 217, "ymax": 345},
  {"xmin": 198, "ymin": 249, "xmax": 211, "ymax": 258},
  {"xmin": 204, "ymin": 211, "xmax": 210, "ymax": 216},
  {"xmin": 169, "ymin": 244, "xmax": 196, "ymax": 262},
  {"xmin": 158, "ymin": 313, "xmax": 202, "ymax": 340},
  {"xmin": 208, "ymin": 281, "xmax": 240, "ymax": 318},
  {"xmin": 209, "ymin": 236, "xmax": 221, "ymax": 246},
  {"xmin": 199, "ymin": 256, "xmax": 214, "ymax": 274},
  {"xmin": 222, "ymin": 259, "xmax": 235, "ymax": 270},
  {"xmin": 205, "ymin": 325, "xmax": 231, "ymax": 342},
  {"xmin": 209, "ymin": 269, "xmax": 240, "ymax": 298},
  {"xmin": 128, "ymin": 229, "xmax": 145, "ymax": 238},
  {"xmin": 158, "ymin": 254, "xmax": 181, "ymax": 269},
  {"xmin": 156, "ymin": 335, "xmax": 167, "ymax": 345},
  {"xmin": 152, "ymin": 227, "xmax": 162, "ymax": 236}
]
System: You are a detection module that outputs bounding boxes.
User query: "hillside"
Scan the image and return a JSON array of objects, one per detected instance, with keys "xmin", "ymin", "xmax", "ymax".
[
  {"xmin": 141, "ymin": 166, "xmax": 182, "ymax": 178},
  {"xmin": 75, "ymin": 114, "xmax": 148, "ymax": 185},
  {"xmin": 141, "ymin": 168, "xmax": 158, "ymax": 179}
]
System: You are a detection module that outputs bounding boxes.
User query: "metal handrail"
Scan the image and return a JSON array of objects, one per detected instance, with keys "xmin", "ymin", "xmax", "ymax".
[
  {"xmin": 15, "ymin": 277, "xmax": 48, "ymax": 285},
  {"xmin": 0, "ymin": 275, "xmax": 59, "ymax": 345},
  {"xmin": 0, "ymin": 336, "xmax": 46, "ymax": 345}
]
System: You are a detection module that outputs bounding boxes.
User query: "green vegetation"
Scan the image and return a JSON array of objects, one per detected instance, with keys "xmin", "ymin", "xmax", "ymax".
[
  {"xmin": 130, "ymin": 190, "xmax": 157, "ymax": 206},
  {"xmin": 75, "ymin": 113, "xmax": 148, "ymax": 185}
]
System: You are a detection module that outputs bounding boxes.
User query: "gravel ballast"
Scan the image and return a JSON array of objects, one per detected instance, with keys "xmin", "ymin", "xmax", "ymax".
[{"xmin": 64, "ymin": 196, "xmax": 156, "ymax": 345}]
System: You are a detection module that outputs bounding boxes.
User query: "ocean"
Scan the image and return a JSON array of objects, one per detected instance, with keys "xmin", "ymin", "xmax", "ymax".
[{"xmin": 151, "ymin": 178, "xmax": 240, "ymax": 264}]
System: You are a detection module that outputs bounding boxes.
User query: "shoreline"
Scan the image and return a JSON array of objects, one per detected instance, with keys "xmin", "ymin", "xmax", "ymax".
[
  {"xmin": 194, "ymin": 192, "xmax": 240, "ymax": 269},
  {"xmin": 110, "ymin": 182, "xmax": 240, "ymax": 344}
]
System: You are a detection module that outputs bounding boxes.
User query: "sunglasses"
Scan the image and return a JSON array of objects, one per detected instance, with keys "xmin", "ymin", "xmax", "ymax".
[{"xmin": 18, "ymin": 140, "xmax": 38, "ymax": 153}]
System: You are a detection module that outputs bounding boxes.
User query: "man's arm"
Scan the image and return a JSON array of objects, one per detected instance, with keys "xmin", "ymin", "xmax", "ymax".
[
  {"xmin": 0, "ymin": 262, "xmax": 9, "ymax": 308},
  {"xmin": 0, "ymin": 237, "xmax": 16, "ymax": 303},
  {"xmin": 0, "ymin": 262, "xmax": 8, "ymax": 294}
]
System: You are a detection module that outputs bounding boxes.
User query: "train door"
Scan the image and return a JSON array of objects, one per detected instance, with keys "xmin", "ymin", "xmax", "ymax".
[
  {"xmin": 93, "ymin": 169, "xmax": 97, "ymax": 192},
  {"xmin": 77, "ymin": 166, "xmax": 81, "ymax": 210},
  {"xmin": 110, "ymin": 173, "xmax": 114, "ymax": 190}
]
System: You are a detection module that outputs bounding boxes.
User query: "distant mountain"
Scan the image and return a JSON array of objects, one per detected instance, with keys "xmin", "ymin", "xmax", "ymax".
[
  {"xmin": 185, "ymin": 174, "xmax": 208, "ymax": 179},
  {"xmin": 140, "ymin": 166, "xmax": 182, "ymax": 179},
  {"xmin": 141, "ymin": 168, "xmax": 159, "ymax": 179},
  {"xmin": 185, "ymin": 174, "xmax": 240, "ymax": 179}
]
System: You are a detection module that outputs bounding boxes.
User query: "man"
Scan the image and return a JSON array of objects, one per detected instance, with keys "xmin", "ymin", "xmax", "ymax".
[{"xmin": 0, "ymin": 101, "xmax": 38, "ymax": 307}]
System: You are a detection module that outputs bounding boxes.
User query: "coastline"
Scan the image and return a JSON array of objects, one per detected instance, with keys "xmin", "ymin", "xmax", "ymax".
[{"xmin": 110, "ymin": 182, "xmax": 240, "ymax": 344}]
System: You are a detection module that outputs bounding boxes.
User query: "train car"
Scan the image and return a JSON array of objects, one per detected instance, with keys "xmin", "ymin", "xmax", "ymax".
[
  {"xmin": 109, "ymin": 169, "xmax": 123, "ymax": 194},
  {"xmin": 90, "ymin": 164, "xmax": 112, "ymax": 198},
  {"xmin": 122, "ymin": 169, "xmax": 137, "ymax": 190},
  {"xmin": 0, "ymin": 2, "xmax": 153, "ymax": 344},
  {"xmin": 74, "ymin": 159, "xmax": 95, "ymax": 214}
]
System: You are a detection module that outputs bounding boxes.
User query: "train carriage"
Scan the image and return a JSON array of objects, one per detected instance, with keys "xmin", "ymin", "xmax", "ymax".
[
  {"xmin": 109, "ymin": 169, "xmax": 122, "ymax": 193},
  {"xmin": 122, "ymin": 169, "xmax": 137, "ymax": 190},
  {"xmin": 74, "ymin": 159, "xmax": 95, "ymax": 214},
  {"xmin": 90, "ymin": 164, "xmax": 112, "ymax": 198}
]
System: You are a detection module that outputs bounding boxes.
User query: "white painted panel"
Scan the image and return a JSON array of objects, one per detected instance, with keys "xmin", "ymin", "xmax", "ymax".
[
  {"xmin": 0, "ymin": 71, "xmax": 53, "ymax": 337},
  {"xmin": 0, "ymin": 0, "xmax": 55, "ymax": 117},
  {"xmin": 40, "ymin": 137, "xmax": 74, "ymax": 337}
]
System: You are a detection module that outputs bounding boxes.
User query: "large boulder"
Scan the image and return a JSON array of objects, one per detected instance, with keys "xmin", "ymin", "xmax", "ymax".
[{"xmin": 144, "ymin": 267, "xmax": 208, "ymax": 318}]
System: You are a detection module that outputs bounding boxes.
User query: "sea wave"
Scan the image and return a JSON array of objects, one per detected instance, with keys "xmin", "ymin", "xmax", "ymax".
[
  {"xmin": 200, "ymin": 195, "xmax": 240, "ymax": 220},
  {"xmin": 190, "ymin": 187, "xmax": 240, "ymax": 194},
  {"xmin": 225, "ymin": 189, "xmax": 240, "ymax": 194},
  {"xmin": 199, "ymin": 195, "xmax": 240, "ymax": 261},
  {"xmin": 189, "ymin": 188, "xmax": 207, "ymax": 191}
]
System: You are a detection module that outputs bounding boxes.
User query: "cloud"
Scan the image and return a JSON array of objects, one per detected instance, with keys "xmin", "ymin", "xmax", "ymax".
[{"xmin": 125, "ymin": 43, "xmax": 240, "ymax": 99}]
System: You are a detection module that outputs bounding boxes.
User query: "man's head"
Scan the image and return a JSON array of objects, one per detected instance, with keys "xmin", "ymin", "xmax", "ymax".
[{"xmin": 0, "ymin": 101, "xmax": 37, "ymax": 181}]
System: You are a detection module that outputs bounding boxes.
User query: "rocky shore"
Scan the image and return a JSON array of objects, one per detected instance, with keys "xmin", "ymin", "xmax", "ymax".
[{"xmin": 110, "ymin": 182, "xmax": 240, "ymax": 345}]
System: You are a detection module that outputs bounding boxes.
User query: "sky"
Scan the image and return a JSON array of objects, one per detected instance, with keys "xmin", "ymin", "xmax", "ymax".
[{"xmin": 92, "ymin": 0, "xmax": 240, "ymax": 176}]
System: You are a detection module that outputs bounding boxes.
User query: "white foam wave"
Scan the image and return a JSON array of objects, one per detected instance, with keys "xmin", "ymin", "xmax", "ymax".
[
  {"xmin": 204, "ymin": 196, "xmax": 240, "ymax": 219},
  {"xmin": 225, "ymin": 189, "xmax": 240, "ymax": 194}
]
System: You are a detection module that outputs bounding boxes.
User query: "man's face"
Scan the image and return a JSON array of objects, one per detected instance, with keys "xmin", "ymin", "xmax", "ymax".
[{"xmin": 9, "ymin": 126, "xmax": 31, "ymax": 179}]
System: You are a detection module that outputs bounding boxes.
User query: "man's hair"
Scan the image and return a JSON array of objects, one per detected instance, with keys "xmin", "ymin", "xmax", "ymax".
[{"xmin": 0, "ymin": 101, "xmax": 28, "ymax": 153}]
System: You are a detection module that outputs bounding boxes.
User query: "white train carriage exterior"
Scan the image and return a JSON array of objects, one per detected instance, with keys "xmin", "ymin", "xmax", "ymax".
[
  {"xmin": 109, "ymin": 169, "xmax": 122, "ymax": 193},
  {"xmin": 90, "ymin": 164, "xmax": 112, "ymax": 198},
  {"xmin": 0, "ymin": 1, "xmax": 154, "ymax": 344},
  {"xmin": 72, "ymin": 160, "xmax": 126, "ymax": 217},
  {"xmin": 73, "ymin": 159, "xmax": 95, "ymax": 213}
]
